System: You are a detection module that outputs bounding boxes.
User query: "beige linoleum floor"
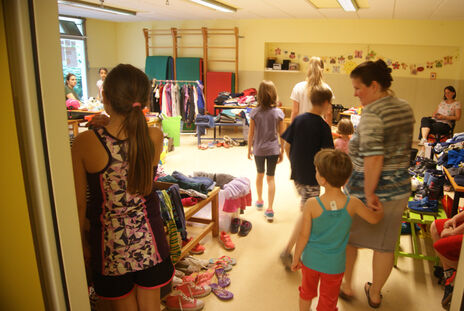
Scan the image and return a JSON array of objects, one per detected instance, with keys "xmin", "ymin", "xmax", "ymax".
[{"xmin": 161, "ymin": 129, "xmax": 445, "ymax": 311}]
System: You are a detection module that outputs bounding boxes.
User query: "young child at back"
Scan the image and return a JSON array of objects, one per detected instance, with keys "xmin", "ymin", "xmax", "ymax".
[
  {"xmin": 334, "ymin": 118, "xmax": 354, "ymax": 154},
  {"xmin": 291, "ymin": 149, "xmax": 384, "ymax": 311},
  {"xmin": 280, "ymin": 85, "xmax": 335, "ymax": 268},
  {"xmin": 248, "ymin": 80, "xmax": 285, "ymax": 222}
]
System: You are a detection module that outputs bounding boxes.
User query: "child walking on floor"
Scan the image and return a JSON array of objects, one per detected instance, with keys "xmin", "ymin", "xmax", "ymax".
[
  {"xmin": 248, "ymin": 80, "xmax": 285, "ymax": 222},
  {"xmin": 334, "ymin": 118, "xmax": 354, "ymax": 154},
  {"xmin": 280, "ymin": 85, "xmax": 335, "ymax": 268},
  {"xmin": 292, "ymin": 149, "xmax": 384, "ymax": 311}
]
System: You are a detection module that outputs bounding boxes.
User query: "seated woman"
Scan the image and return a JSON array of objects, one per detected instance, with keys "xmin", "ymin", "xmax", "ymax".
[
  {"xmin": 419, "ymin": 86, "xmax": 461, "ymax": 145},
  {"xmin": 65, "ymin": 73, "xmax": 81, "ymax": 101}
]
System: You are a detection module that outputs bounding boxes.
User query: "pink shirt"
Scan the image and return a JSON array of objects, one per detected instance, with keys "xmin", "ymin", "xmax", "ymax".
[{"xmin": 334, "ymin": 137, "xmax": 350, "ymax": 154}]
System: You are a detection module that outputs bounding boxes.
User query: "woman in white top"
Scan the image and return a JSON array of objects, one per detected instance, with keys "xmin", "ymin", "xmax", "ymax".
[
  {"xmin": 96, "ymin": 67, "xmax": 108, "ymax": 101},
  {"xmin": 290, "ymin": 57, "xmax": 334, "ymax": 125},
  {"xmin": 418, "ymin": 85, "xmax": 461, "ymax": 145}
]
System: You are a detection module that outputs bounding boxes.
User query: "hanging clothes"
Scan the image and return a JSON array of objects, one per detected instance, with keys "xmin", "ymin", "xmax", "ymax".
[
  {"xmin": 158, "ymin": 190, "xmax": 182, "ymax": 264},
  {"xmin": 187, "ymin": 86, "xmax": 196, "ymax": 124},
  {"xmin": 196, "ymin": 81, "xmax": 206, "ymax": 115}
]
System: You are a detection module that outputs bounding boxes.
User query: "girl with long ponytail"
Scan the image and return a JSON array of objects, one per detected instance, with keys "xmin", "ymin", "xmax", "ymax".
[
  {"xmin": 72, "ymin": 64, "xmax": 174, "ymax": 310},
  {"xmin": 290, "ymin": 56, "xmax": 334, "ymax": 124}
]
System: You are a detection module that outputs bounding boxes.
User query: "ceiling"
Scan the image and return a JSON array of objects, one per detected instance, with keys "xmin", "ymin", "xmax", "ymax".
[{"xmin": 58, "ymin": 0, "xmax": 464, "ymax": 22}]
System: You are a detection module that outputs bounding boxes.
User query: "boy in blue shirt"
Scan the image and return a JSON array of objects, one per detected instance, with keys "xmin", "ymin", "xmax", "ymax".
[
  {"xmin": 280, "ymin": 85, "xmax": 335, "ymax": 268},
  {"xmin": 291, "ymin": 149, "xmax": 383, "ymax": 311}
]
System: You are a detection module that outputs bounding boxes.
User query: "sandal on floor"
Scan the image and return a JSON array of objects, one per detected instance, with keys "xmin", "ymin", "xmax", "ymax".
[
  {"xmin": 215, "ymin": 268, "xmax": 231, "ymax": 288},
  {"xmin": 210, "ymin": 283, "xmax": 234, "ymax": 300},
  {"xmin": 339, "ymin": 290, "xmax": 354, "ymax": 301},
  {"xmin": 364, "ymin": 282, "xmax": 382, "ymax": 308},
  {"xmin": 209, "ymin": 256, "xmax": 236, "ymax": 266}
]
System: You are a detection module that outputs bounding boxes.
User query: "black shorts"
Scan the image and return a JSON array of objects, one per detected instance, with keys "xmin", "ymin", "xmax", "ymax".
[
  {"xmin": 254, "ymin": 155, "xmax": 279, "ymax": 176},
  {"xmin": 93, "ymin": 256, "xmax": 174, "ymax": 299}
]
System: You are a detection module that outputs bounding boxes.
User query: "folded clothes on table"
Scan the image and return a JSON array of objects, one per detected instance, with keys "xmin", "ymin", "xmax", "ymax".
[{"xmin": 408, "ymin": 196, "xmax": 438, "ymax": 213}]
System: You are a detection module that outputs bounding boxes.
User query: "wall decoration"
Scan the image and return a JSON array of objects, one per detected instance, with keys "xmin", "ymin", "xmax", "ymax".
[
  {"xmin": 392, "ymin": 62, "xmax": 400, "ymax": 69},
  {"xmin": 332, "ymin": 65, "xmax": 340, "ymax": 73},
  {"xmin": 338, "ymin": 56, "xmax": 345, "ymax": 64},
  {"xmin": 426, "ymin": 62, "xmax": 434, "ymax": 69},
  {"xmin": 410, "ymin": 64, "xmax": 417, "ymax": 75},
  {"xmin": 303, "ymin": 56, "xmax": 309, "ymax": 62},
  {"xmin": 330, "ymin": 57, "xmax": 336, "ymax": 64},
  {"xmin": 366, "ymin": 50, "xmax": 377, "ymax": 60},
  {"xmin": 354, "ymin": 50, "xmax": 363, "ymax": 58},
  {"xmin": 401, "ymin": 63, "xmax": 408, "ymax": 70},
  {"xmin": 284, "ymin": 50, "xmax": 288, "ymax": 54},
  {"xmin": 343, "ymin": 61, "xmax": 358, "ymax": 74},
  {"xmin": 417, "ymin": 66, "xmax": 424, "ymax": 72},
  {"xmin": 348, "ymin": 55, "xmax": 353, "ymax": 60},
  {"xmin": 274, "ymin": 48, "xmax": 281, "ymax": 55},
  {"xmin": 430, "ymin": 72, "xmax": 437, "ymax": 80},
  {"xmin": 386, "ymin": 59, "xmax": 393, "ymax": 66},
  {"xmin": 324, "ymin": 67, "xmax": 330, "ymax": 73},
  {"xmin": 444, "ymin": 56, "xmax": 453, "ymax": 65},
  {"xmin": 435, "ymin": 60, "xmax": 443, "ymax": 68},
  {"xmin": 289, "ymin": 52, "xmax": 296, "ymax": 59}
]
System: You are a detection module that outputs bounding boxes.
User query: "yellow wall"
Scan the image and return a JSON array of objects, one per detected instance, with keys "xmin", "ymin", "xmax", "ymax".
[
  {"xmin": 86, "ymin": 18, "xmax": 464, "ymax": 135},
  {"xmin": 0, "ymin": 1, "xmax": 45, "ymax": 309},
  {"xmin": 86, "ymin": 18, "xmax": 119, "ymax": 98}
]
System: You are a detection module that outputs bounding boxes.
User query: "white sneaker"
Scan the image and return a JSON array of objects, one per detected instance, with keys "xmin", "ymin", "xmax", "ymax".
[{"xmin": 418, "ymin": 138, "xmax": 427, "ymax": 146}]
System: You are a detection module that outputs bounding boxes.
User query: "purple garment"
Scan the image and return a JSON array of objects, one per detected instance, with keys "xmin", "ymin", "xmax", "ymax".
[
  {"xmin": 221, "ymin": 177, "xmax": 250, "ymax": 200},
  {"xmin": 250, "ymin": 107, "xmax": 284, "ymax": 156},
  {"xmin": 165, "ymin": 83, "xmax": 172, "ymax": 116}
]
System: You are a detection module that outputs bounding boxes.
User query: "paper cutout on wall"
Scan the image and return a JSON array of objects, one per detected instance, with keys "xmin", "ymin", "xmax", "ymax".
[
  {"xmin": 338, "ymin": 56, "xmax": 345, "ymax": 64},
  {"xmin": 366, "ymin": 50, "xmax": 377, "ymax": 60},
  {"xmin": 410, "ymin": 64, "xmax": 417, "ymax": 75},
  {"xmin": 289, "ymin": 52, "xmax": 296, "ymax": 59},
  {"xmin": 386, "ymin": 59, "xmax": 393, "ymax": 66},
  {"xmin": 392, "ymin": 62, "xmax": 400, "ymax": 69},
  {"xmin": 417, "ymin": 66, "xmax": 424, "ymax": 72},
  {"xmin": 430, "ymin": 72, "xmax": 437, "ymax": 80},
  {"xmin": 444, "ymin": 56, "xmax": 453, "ymax": 65},
  {"xmin": 284, "ymin": 50, "xmax": 288, "ymax": 54},
  {"xmin": 275, "ymin": 48, "xmax": 281, "ymax": 55},
  {"xmin": 435, "ymin": 60, "xmax": 443, "ymax": 68},
  {"xmin": 354, "ymin": 50, "xmax": 363, "ymax": 58},
  {"xmin": 343, "ymin": 61, "xmax": 358, "ymax": 74},
  {"xmin": 303, "ymin": 56, "xmax": 309, "ymax": 62},
  {"xmin": 330, "ymin": 57, "xmax": 336, "ymax": 64},
  {"xmin": 332, "ymin": 65, "xmax": 340, "ymax": 73},
  {"xmin": 348, "ymin": 55, "xmax": 353, "ymax": 60},
  {"xmin": 401, "ymin": 63, "xmax": 408, "ymax": 70}
]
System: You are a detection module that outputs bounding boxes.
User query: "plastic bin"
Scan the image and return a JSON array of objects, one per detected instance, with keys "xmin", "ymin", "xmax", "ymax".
[{"xmin": 161, "ymin": 115, "xmax": 181, "ymax": 147}]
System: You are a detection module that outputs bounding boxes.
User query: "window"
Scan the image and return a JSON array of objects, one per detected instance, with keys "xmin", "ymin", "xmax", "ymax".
[{"xmin": 60, "ymin": 16, "xmax": 88, "ymax": 100}]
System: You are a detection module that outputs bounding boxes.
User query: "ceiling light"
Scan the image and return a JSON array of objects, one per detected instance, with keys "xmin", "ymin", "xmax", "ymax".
[
  {"xmin": 189, "ymin": 0, "xmax": 237, "ymax": 13},
  {"xmin": 336, "ymin": 0, "xmax": 358, "ymax": 12},
  {"xmin": 57, "ymin": 0, "xmax": 137, "ymax": 16}
]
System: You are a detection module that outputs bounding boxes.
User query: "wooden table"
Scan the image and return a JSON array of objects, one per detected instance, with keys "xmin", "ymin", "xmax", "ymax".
[
  {"xmin": 67, "ymin": 119, "xmax": 83, "ymax": 137},
  {"xmin": 444, "ymin": 167, "xmax": 464, "ymax": 216}
]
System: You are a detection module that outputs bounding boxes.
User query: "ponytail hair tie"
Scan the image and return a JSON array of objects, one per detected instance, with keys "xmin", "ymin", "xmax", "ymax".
[{"xmin": 132, "ymin": 102, "xmax": 141, "ymax": 108}]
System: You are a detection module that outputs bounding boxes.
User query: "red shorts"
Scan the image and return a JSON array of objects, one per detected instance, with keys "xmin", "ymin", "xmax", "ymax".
[
  {"xmin": 299, "ymin": 264, "xmax": 344, "ymax": 311},
  {"xmin": 433, "ymin": 218, "xmax": 463, "ymax": 262}
]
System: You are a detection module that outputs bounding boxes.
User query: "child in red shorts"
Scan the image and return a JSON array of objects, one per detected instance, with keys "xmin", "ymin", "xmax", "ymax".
[
  {"xmin": 291, "ymin": 149, "xmax": 383, "ymax": 311},
  {"xmin": 431, "ymin": 213, "xmax": 464, "ymax": 308}
]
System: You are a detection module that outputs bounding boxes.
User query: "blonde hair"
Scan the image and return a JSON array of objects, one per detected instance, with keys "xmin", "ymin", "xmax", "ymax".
[
  {"xmin": 314, "ymin": 149, "xmax": 353, "ymax": 188},
  {"xmin": 257, "ymin": 80, "xmax": 278, "ymax": 109},
  {"xmin": 306, "ymin": 57, "xmax": 324, "ymax": 90},
  {"xmin": 337, "ymin": 118, "xmax": 354, "ymax": 136}
]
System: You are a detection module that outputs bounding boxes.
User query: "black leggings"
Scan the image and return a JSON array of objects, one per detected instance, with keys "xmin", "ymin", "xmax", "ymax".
[
  {"xmin": 419, "ymin": 117, "xmax": 451, "ymax": 139},
  {"xmin": 254, "ymin": 155, "xmax": 279, "ymax": 176}
]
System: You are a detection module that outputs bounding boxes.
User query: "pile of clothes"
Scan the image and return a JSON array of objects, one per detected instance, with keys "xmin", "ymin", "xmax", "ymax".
[
  {"xmin": 435, "ymin": 133, "xmax": 464, "ymax": 168},
  {"xmin": 214, "ymin": 88, "xmax": 257, "ymax": 107}
]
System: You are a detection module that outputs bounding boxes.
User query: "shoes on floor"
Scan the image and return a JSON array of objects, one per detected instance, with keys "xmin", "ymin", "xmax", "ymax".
[
  {"xmin": 219, "ymin": 231, "xmax": 235, "ymax": 250},
  {"xmin": 238, "ymin": 220, "xmax": 252, "ymax": 236},
  {"xmin": 280, "ymin": 251, "xmax": 293, "ymax": 271},
  {"xmin": 177, "ymin": 282, "xmax": 211, "ymax": 298},
  {"xmin": 264, "ymin": 209, "xmax": 274, "ymax": 222},
  {"xmin": 255, "ymin": 200, "xmax": 264, "ymax": 210},
  {"xmin": 165, "ymin": 290, "xmax": 205, "ymax": 311},
  {"xmin": 190, "ymin": 243, "xmax": 205, "ymax": 255},
  {"xmin": 230, "ymin": 218, "xmax": 241, "ymax": 234},
  {"xmin": 442, "ymin": 284, "xmax": 453, "ymax": 310}
]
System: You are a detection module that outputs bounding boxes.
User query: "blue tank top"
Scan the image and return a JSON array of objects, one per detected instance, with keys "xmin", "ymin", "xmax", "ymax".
[{"xmin": 301, "ymin": 196, "xmax": 352, "ymax": 274}]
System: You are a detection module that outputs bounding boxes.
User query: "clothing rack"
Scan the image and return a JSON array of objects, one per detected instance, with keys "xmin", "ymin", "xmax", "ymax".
[
  {"xmin": 143, "ymin": 27, "xmax": 240, "ymax": 107},
  {"xmin": 153, "ymin": 79, "xmax": 199, "ymax": 83}
]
